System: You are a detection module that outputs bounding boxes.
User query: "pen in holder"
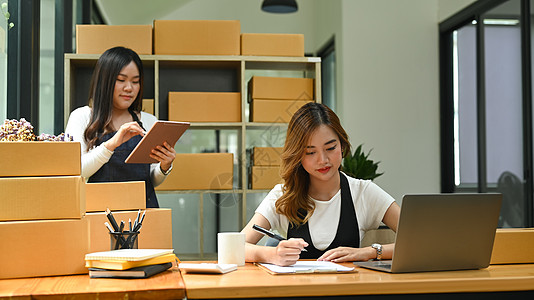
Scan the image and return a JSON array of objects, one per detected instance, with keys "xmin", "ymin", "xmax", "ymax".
[
  {"xmin": 105, "ymin": 208, "xmax": 145, "ymax": 250},
  {"xmin": 110, "ymin": 231, "xmax": 139, "ymax": 250}
]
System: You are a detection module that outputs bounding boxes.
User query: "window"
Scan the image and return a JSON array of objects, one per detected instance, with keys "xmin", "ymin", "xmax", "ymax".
[
  {"xmin": 0, "ymin": 0, "xmax": 9, "ymax": 121},
  {"xmin": 318, "ymin": 37, "xmax": 336, "ymax": 112},
  {"xmin": 441, "ymin": 0, "xmax": 532, "ymax": 227},
  {"xmin": 39, "ymin": 0, "xmax": 55, "ymax": 135}
]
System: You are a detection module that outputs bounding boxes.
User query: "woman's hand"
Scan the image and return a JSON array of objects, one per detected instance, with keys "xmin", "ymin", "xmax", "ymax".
[
  {"xmin": 150, "ymin": 141, "xmax": 176, "ymax": 172},
  {"xmin": 317, "ymin": 246, "xmax": 375, "ymax": 263},
  {"xmin": 270, "ymin": 238, "xmax": 308, "ymax": 266},
  {"xmin": 104, "ymin": 121, "xmax": 145, "ymax": 151}
]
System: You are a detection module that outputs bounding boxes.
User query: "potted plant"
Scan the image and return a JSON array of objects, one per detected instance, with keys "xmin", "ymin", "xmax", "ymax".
[{"xmin": 342, "ymin": 144, "xmax": 383, "ymax": 180}]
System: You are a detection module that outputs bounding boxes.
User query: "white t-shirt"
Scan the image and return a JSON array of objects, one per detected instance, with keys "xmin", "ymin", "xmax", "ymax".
[
  {"xmin": 255, "ymin": 172, "xmax": 395, "ymax": 250},
  {"xmin": 64, "ymin": 106, "xmax": 167, "ymax": 186}
]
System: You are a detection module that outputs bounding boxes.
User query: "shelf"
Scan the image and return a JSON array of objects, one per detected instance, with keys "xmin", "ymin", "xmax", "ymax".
[
  {"xmin": 245, "ymin": 122, "xmax": 289, "ymax": 129},
  {"xmin": 156, "ymin": 189, "xmax": 244, "ymax": 194},
  {"xmin": 185, "ymin": 122, "xmax": 289, "ymax": 129},
  {"xmin": 156, "ymin": 189, "xmax": 274, "ymax": 194},
  {"xmin": 245, "ymin": 189, "xmax": 273, "ymax": 193},
  {"xmin": 65, "ymin": 54, "xmax": 320, "ymax": 63}
]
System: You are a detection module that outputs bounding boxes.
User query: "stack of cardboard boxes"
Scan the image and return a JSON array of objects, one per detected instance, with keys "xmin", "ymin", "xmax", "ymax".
[
  {"xmin": 0, "ymin": 142, "xmax": 173, "ymax": 279},
  {"xmin": 251, "ymin": 147, "xmax": 283, "ymax": 190},
  {"xmin": 0, "ymin": 142, "xmax": 88, "ymax": 279},
  {"xmin": 248, "ymin": 76, "xmax": 314, "ymax": 123}
]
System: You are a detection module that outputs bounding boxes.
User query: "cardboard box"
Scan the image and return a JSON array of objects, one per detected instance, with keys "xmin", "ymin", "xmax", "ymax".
[
  {"xmin": 251, "ymin": 166, "xmax": 282, "ymax": 190},
  {"xmin": 168, "ymin": 92, "xmax": 241, "ymax": 122},
  {"xmin": 85, "ymin": 181, "xmax": 146, "ymax": 212},
  {"xmin": 253, "ymin": 147, "xmax": 284, "ymax": 166},
  {"xmin": 0, "ymin": 176, "xmax": 85, "ymax": 221},
  {"xmin": 250, "ymin": 99, "xmax": 313, "ymax": 123},
  {"xmin": 76, "ymin": 25, "xmax": 153, "ymax": 55},
  {"xmin": 0, "ymin": 142, "xmax": 81, "ymax": 177},
  {"xmin": 86, "ymin": 208, "xmax": 173, "ymax": 253},
  {"xmin": 241, "ymin": 33, "xmax": 304, "ymax": 57},
  {"xmin": 0, "ymin": 218, "xmax": 89, "ymax": 279},
  {"xmin": 153, "ymin": 20, "xmax": 240, "ymax": 55},
  {"xmin": 490, "ymin": 228, "xmax": 534, "ymax": 264},
  {"xmin": 156, "ymin": 153, "xmax": 233, "ymax": 190},
  {"xmin": 248, "ymin": 76, "xmax": 314, "ymax": 100},
  {"xmin": 142, "ymin": 99, "xmax": 154, "ymax": 115}
]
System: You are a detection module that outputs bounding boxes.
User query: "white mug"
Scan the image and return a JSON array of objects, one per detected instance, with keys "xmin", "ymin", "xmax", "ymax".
[{"xmin": 217, "ymin": 232, "xmax": 245, "ymax": 266}]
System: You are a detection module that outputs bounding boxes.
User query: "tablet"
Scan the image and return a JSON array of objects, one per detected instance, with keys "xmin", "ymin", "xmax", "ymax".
[{"xmin": 125, "ymin": 121, "xmax": 190, "ymax": 164}]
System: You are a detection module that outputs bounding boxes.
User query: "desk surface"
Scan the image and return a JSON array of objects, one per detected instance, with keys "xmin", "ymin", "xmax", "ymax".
[
  {"xmin": 0, "ymin": 267, "xmax": 185, "ymax": 300},
  {"xmin": 181, "ymin": 262, "xmax": 534, "ymax": 299},
  {"xmin": 2, "ymin": 263, "xmax": 534, "ymax": 299}
]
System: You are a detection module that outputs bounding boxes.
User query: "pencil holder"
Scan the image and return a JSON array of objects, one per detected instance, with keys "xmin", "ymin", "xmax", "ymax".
[{"xmin": 110, "ymin": 231, "xmax": 139, "ymax": 250}]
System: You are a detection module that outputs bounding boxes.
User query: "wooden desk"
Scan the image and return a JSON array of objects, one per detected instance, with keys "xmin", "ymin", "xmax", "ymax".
[
  {"xmin": 180, "ymin": 263, "xmax": 534, "ymax": 299},
  {"xmin": 2, "ymin": 263, "xmax": 534, "ymax": 299},
  {"xmin": 0, "ymin": 267, "xmax": 185, "ymax": 300}
]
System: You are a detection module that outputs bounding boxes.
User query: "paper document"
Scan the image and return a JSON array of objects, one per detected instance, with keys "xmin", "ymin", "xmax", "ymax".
[{"xmin": 257, "ymin": 261, "xmax": 355, "ymax": 274}]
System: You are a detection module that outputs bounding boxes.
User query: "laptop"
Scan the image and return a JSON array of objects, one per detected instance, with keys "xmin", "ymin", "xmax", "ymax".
[{"xmin": 355, "ymin": 193, "xmax": 502, "ymax": 273}]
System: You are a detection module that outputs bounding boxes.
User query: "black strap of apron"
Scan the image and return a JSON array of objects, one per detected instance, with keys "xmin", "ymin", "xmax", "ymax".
[
  {"xmin": 287, "ymin": 172, "xmax": 360, "ymax": 259},
  {"xmin": 128, "ymin": 108, "xmax": 145, "ymax": 131}
]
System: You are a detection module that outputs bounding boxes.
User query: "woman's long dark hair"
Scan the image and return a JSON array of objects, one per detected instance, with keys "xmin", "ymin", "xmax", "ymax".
[
  {"xmin": 275, "ymin": 102, "xmax": 351, "ymax": 226},
  {"xmin": 84, "ymin": 46, "xmax": 144, "ymax": 150}
]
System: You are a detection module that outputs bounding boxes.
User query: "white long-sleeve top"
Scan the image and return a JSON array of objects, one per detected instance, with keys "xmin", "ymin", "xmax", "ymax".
[{"xmin": 65, "ymin": 106, "xmax": 167, "ymax": 186}]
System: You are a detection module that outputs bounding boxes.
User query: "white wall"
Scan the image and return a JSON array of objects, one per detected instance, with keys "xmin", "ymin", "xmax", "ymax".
[
  {"xmin": 334, "ymin": 0, "xmax": 441, "ymax": 201},
  {"xmin": 439, "ymin": 0, "xmax": 477, "ymax": 22},
  {"xmin": 97, "ymin": 0, "xmax": 473, "ymax": 202}
]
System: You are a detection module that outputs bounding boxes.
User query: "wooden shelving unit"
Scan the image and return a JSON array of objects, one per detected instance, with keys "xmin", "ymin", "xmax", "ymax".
[{"xmin": 64, "ymin": 54, "xmax": 321, "ymax": 258}]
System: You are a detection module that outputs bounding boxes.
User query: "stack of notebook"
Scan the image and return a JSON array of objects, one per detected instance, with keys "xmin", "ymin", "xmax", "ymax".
[{"xmin": 85, "ymin": 249, "xmax": 179, "ymax": 278}]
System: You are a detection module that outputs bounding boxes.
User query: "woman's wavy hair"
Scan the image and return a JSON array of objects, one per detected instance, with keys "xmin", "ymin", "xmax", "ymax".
[
  {"xmin": 84, "ymin": 46, "xmax": 144, "ymax": 150},
  {"xmin": 275, "ymin": 102, "xmax": 351, "ymax": 226}
]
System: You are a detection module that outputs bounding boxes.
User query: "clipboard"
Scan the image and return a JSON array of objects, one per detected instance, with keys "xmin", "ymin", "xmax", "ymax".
[{"xmin": 125, "ymin": 121, "xmax": 190, "ymax": 164}]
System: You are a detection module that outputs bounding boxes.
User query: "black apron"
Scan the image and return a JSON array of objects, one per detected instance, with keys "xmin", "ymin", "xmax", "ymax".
[
  {"xmin": 88, "ymin": 110, "xmax": 159, "ymax": 208},
  {"xmin": 287, "ymin": 172, "xmax": 359, "ymax": 259}
]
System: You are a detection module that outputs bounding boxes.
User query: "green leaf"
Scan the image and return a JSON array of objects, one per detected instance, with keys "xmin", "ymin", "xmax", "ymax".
[{"xmin": 341, "ymin": 144, "xmax": 383, "ymax": 180}]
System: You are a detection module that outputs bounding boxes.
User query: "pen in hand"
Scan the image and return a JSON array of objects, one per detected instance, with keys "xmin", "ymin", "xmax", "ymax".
[{"xmin": 252, "ymin": 224, "xmax": 307, "ymax": 252}]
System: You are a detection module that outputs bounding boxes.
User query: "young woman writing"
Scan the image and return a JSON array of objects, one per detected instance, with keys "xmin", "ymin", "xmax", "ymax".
[{"xmin": 242, "ymin": 102, "xmax": 400, "ymax": 266}]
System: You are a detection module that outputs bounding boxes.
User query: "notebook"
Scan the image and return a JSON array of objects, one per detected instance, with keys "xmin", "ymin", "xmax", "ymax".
[
  {"xmin": 125, "ymin": 121, "xmax": 190, "ymax": 164},
  {"xmin": 85, "ymin": 249, "xmax": 175, "ymax": 261},
  {"xmin": 355, "ymin": 193, "xmax": 502, "ymax": 273},
  {"xmin": 89, "ymin": 262, "xmax": 173, "ymax": 279}
]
